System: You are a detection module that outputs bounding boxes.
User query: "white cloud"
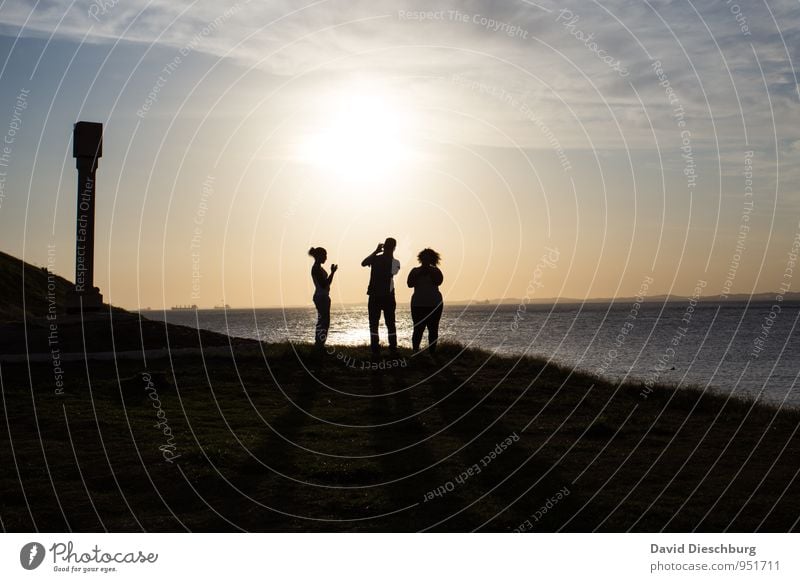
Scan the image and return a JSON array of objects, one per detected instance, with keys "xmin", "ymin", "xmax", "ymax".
[{"xmin": 1, "ymin": 0, "xmax": 798, "ymax": 154}]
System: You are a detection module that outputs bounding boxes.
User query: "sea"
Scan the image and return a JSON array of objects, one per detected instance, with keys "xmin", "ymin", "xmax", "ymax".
[{"xmin": 144, "ymin": 301, "xmax": 800, "ymax": 408}]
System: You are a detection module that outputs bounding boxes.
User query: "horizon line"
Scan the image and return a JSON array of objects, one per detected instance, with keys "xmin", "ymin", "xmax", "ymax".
[{"xmin": 132, "ymin": 291, "xmax": 800, "ymax": 311}]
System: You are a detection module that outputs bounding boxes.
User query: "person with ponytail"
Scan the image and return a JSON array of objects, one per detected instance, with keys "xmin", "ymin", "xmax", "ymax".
[{"xmin": 308, "ymin": 247, "xmax": 337, "ymax": 347}]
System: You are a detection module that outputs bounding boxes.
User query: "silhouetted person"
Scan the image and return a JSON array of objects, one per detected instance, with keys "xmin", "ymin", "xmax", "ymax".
[
  {"xmin": 362, "ymin": 237, "xmax": 400, "ymax": 356},
  {"xmin": 407, "ymin": 248, "xmax": 444, "ymax": 354},
  {"xmin": 309, "ymin": 247, "xmax": 337, "ymax": 347}
]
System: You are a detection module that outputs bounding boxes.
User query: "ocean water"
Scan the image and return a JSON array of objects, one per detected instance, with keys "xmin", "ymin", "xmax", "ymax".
[{"xmin": 144, "ymin": 301, "xmax": 800, "ymax": 407}]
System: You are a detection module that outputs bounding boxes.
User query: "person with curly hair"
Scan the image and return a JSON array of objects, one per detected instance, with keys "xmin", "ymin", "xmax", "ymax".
[{"xmin": 407, "ymin": 248, "xmax": 443, "ymax": 354}]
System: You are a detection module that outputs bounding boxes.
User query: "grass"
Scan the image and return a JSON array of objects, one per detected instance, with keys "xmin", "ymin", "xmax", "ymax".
[
  {"xmin": 0, "ymin": 250, "xmax": 73, "ymax": 321},
  {"xmin": 1, "ymin": 340, "xmax": 798, "ymax": 532}
]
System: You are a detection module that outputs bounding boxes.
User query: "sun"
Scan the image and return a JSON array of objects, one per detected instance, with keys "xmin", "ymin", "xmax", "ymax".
[{"xmin": 297, "ymin": 92, "xmax": 418, "ymax": 183}]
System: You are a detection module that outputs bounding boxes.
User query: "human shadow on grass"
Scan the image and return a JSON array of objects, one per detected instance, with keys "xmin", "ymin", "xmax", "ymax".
[
  {"xmin": 229, "ymin": 353, "xmax": 328, "ymax": 530},
  {"xmin": 364, "ymin": 363, "xmax": 450, "ymax": 531}
]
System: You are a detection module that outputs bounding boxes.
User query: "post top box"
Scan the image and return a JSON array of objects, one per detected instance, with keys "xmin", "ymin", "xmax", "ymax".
[{"xmin": 73, "ymin": 121, "xmax": 103, "ymax": 158}]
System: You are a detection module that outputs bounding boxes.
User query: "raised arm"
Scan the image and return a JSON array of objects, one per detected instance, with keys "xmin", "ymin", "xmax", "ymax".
[
  {"xmin": 361, "ymin": 243, "xmax": 383, "ymax": 267},
  {"xmin": 328, "ymin": 264, "xmax": 338, "ymax": 285}
]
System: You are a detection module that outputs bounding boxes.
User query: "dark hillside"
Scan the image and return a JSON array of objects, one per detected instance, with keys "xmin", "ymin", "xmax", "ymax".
[{"xmin": 0, "ymin": 250, "xmax": 72, "ymax": 321}]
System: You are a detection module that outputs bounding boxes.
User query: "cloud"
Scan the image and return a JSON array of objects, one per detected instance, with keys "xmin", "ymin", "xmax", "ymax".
[{"xmin": 0, "ymin": 0, "xmax": 798, "ymax": 154}]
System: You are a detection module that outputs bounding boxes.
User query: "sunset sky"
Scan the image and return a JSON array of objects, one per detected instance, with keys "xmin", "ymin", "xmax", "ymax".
[{"xmin": 0, "ymin": 0, "xmax": 799, "ymax": 308}]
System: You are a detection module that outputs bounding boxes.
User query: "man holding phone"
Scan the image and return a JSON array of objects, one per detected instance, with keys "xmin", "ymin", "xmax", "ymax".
[{"xmin": 361, "ymin": 237, "xmax": 400, "ymax": 357}]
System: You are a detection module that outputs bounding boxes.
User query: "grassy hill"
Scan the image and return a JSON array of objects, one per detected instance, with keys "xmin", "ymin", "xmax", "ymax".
[
  {"xmin": 1, "ymin": 342, "xmax": 798, "ymax": 532},
  {"xmin": 0, "ymin": 250, "xmax": 249, "ymax": 354},
  {"xmin": 0, "ymin": 250, "xmax": 73, "ymax": 321}
]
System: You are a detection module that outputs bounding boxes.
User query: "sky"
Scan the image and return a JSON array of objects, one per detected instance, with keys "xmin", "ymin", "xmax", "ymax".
[{"xmin": 0, "ymin": 0, "xmax": 799, "ymax": 309}]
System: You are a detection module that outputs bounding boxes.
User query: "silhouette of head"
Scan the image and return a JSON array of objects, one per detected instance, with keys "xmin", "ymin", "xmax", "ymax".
[
  {"xmin": 308, "ymin": 247, "xmax": 327, "ymax": 263},
  {"xmin": 384, "ymin": 237, "xmax": 397, "ymax": 253},
  {"xmin": 418, "ymin": 248, "xmax": 440, "ymax": 267}
]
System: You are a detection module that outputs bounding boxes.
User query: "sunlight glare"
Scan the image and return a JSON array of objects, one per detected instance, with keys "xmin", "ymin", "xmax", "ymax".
[{"xmin": 297, "ymin": 92, "xmax": 418, "ymax": 182}]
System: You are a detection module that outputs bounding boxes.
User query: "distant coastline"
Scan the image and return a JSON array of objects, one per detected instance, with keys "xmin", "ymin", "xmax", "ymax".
[{"xmin": 134, "ymin": 292, "xmax": 800, "ymax": 311}]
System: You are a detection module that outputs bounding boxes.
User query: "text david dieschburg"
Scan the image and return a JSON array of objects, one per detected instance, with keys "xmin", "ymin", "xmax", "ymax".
[{"xmin": 651, "ymin": 543, "xmax": 756, "ymax": 557}]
